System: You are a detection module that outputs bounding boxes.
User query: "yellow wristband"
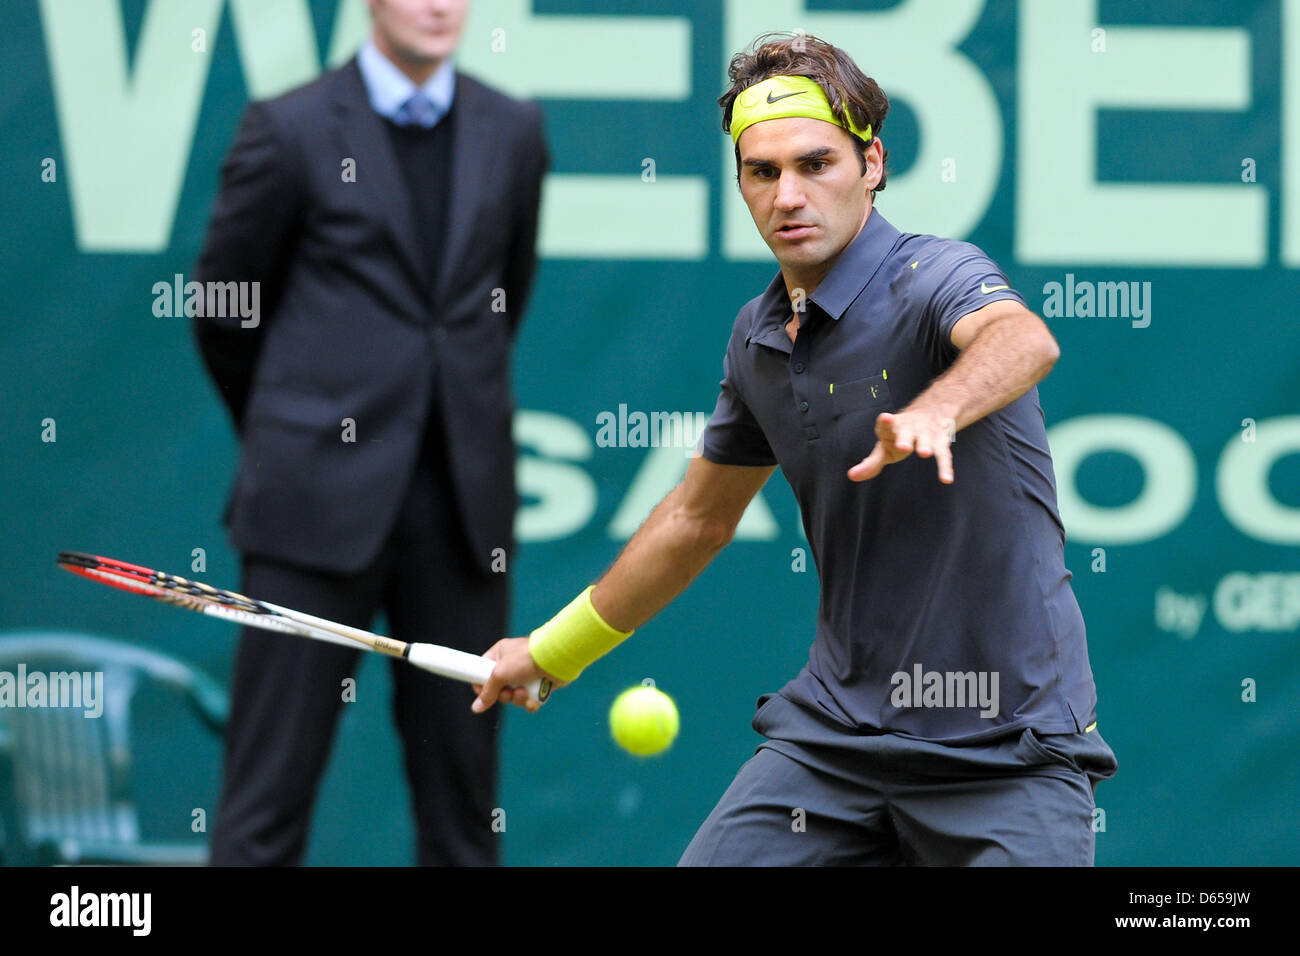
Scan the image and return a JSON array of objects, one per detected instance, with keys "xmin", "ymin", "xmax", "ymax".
[{"xmin": 528, "ymin": 586, "xmax": 633, "ymax": 682}]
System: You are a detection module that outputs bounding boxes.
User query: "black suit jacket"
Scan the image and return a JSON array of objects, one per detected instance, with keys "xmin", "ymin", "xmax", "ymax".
[{"xmin": 194, "ymin": 59, "xmax": 548, "ymax": 575}]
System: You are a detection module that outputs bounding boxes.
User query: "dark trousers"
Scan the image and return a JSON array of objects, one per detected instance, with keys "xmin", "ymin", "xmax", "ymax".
[
  {"xmin": 680, "ymin": 692, "xmax": 1118, "ymax": 866},
  {"xmin": 209, "ymin": 447, "xmax": 508, "ymax": 866}
]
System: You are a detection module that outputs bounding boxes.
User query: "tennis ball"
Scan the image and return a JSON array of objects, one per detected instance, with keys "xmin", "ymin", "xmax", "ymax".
[{"xmin": 609, "ymin": 686, "xmax": 679, "ymax": 756}]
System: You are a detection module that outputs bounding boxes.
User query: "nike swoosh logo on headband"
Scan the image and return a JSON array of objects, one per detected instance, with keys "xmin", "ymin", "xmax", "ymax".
[{"xmin": 766, "ymin": 90, "xmax": 802, "ymax": 104}]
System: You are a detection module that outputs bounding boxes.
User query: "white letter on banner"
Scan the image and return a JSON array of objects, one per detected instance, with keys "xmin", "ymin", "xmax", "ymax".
[
  {"xmin": 515, "ymin": 411, "xmax": 598, "ymax": 542},
  {"xmin": 1047, "ymin": 415, "xmax": 1196, "ymax": 545},
  {"xmin": 457, "ymin": 0, "xmax": 703, "ymax": 260},
  {"xmin": 1018, "ymin": 0, "xmax": 1264, "ymax": 265},
  {"xmin": 227, "ymin": 0, "xmax": 321, "ymax": 100},
  {"xmin": 39, "ymin": 0, "xmax": 222, "ymax": 250},
  {"xmin": 1217, "ymin": 417, "xmax": 1300, "ymax": 545}
]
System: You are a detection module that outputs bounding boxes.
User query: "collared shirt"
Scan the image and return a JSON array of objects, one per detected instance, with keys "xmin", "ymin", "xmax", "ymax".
[
  {"xmin": 357, "ymin": 38, "xmax": 456, "ymax": 127},
  {"xmin": 698, "ymin": 209, "xmax": 1100, "ymax": 744}
]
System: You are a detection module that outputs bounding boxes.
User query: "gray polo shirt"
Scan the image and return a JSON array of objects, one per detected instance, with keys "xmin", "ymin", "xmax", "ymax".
[{"xmin": 698, "ymin": 209, "xmax": 1100, "ymax": 744}]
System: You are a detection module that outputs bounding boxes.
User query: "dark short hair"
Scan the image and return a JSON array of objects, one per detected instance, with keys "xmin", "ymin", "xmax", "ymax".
[{"xmin": 720, "ymin": 32, "xmax": 890, "ymax": 192}]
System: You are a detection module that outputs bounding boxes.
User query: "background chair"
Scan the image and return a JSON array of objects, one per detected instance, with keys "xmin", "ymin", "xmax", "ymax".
[{"xmin": 0, "ymin": 631, "xmax": 227, "ymax": 866}]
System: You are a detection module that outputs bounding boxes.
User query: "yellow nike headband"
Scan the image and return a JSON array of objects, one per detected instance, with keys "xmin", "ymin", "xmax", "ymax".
[{"xmin": 730, "ymin": 75, "xmax": 872, "ymax": 146}]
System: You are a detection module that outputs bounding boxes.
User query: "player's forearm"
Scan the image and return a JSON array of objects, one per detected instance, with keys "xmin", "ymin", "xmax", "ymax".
[
  {"xmin": 912, "ymin": 313, "xmax": 1059, "ymax": 431},
  {"xmin": 590, "ymin": 486, "xmax": 733, "ymax": 632},
  {"xmin": 515, "ymin": 460, "xmax": 769, "ymax": 691}
]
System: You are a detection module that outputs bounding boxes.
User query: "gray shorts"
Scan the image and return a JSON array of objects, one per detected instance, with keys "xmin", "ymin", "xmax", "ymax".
[{"xmin": 679, "ymin": 692, "xmax": 1118, "ymax": 866}]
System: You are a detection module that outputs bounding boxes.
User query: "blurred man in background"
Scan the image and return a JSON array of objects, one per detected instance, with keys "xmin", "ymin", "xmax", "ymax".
[{"xmin": 193, "ymin": 0, "xmax": 547, "ymax": 865}]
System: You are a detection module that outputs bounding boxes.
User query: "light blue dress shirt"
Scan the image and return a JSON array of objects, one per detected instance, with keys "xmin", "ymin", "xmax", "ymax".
[{"xmin": 356, "ymin": 39, "xmax": 456, "ymax": 128}]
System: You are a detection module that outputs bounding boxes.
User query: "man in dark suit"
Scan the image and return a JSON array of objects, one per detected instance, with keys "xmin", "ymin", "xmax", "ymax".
[{"xmin": 193, "ymin": 0, "xmax": 547, "ymax": 865}]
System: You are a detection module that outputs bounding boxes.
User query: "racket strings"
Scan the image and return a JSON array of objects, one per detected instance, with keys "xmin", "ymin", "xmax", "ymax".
[
  {"xmin": 145, "ymin": 574, "xmax": 262, "ymax": 614},
  {"xmin": 61, "ymin": 553, "xmax": 264, "ymax": 615}
]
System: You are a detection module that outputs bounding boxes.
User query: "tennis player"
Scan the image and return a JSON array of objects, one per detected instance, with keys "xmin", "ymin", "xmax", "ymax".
[{"xmin": 476, "ymin": 32, "xmax": 1117, "ymax": 865}]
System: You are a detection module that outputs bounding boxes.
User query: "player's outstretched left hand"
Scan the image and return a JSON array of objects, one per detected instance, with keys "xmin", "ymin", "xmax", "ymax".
[
  {"xmin": 471, "ymin": 636, "xmax": 564, "ymax": 714},
  {"xmin": 848, "ymin": 408, "xmax": 958, "ymax": 484}
]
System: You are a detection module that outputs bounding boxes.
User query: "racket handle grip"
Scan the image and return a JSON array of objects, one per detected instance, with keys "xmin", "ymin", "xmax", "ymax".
[{"xmin": 405, "ymin": 643, "xmax": 550, "ymax": 704}]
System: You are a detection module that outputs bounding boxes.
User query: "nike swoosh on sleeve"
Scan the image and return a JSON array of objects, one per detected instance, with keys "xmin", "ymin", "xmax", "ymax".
[{"xmin": 980, "ymin": 282, "xmax": 1010, "ymax": 294}]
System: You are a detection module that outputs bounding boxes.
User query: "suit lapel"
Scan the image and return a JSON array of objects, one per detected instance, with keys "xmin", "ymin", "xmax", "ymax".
[{"xmin": 331, "ymin": 59, "xmax": 427, "ymax": 291}]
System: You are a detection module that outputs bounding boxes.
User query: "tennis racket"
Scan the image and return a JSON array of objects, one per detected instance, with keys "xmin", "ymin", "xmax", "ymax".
[{"xmin": 57, "ymin": 551, "xmax": 549, "ymax": 703}]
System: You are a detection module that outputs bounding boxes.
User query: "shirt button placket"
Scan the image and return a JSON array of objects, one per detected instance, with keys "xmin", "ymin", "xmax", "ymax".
[
  {"xmin": 791, "ymin": 334, "xmax": 811, "ymax": 414},
  {"xmin": 790, "ymin": 327, "xmax": 820, "ymax": 440}
]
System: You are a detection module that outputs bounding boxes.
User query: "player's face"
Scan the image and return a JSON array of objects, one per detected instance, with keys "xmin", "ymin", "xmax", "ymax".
[
  {"xmin": 369, "ymin": 0, "xmax": 468, "ymax": 68},
  {"xmin": 737, "ymin": 118, "xmax": 880, "ymax": 276}
]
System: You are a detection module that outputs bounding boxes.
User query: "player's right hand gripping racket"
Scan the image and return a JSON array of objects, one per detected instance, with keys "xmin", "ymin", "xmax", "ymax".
[{"xmin": 57, "ymin": 551, "xmax": 549, "ymax": 704}]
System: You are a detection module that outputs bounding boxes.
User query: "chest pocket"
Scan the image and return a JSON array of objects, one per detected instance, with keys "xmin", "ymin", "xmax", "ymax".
[
  {"xmin": 830, "ymin": 374, "xmax": 893, "ymax": 416},
  {"xmin": 830, "ymin": 373, "xmax": 894, "ymax": 470}
]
